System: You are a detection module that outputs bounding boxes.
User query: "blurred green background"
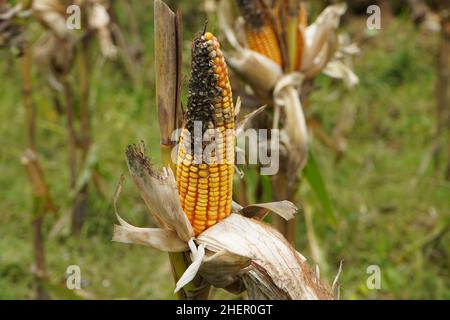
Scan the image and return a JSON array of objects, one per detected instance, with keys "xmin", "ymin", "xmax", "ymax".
[{"xmin": 0, "ymin": 0, "xmax": 449, "ymax": 299}]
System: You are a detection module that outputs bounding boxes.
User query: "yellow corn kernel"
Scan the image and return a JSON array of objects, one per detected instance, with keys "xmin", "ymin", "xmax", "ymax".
[{"xmin": 176, "ymin": 31, "xmax": 235, "ymax": 236}]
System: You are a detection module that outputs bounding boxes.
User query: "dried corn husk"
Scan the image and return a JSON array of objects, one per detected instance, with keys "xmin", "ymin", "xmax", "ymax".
[
  {"xmin": 323, "ymin": 34, "xmax": 360, "ymax": 88},
  {"xmin": 301, "ymin": 3, "xmax": 347, "ymax": 75},
  {"xmin": 125, "ymin": 144, "xmax": 194, "ymax": 242},
  {"xmin": 112, "ymin": 144, "xmax": 334, "ymax": 300},
  {"xmin": 273, "ymin": 73, "xmax": 308, "ymax": 185},
  {"xmin": 87, "ymin": 2, "xmax": 117, "ymax": 58},
  {"xmin": 197, "ymin": 213, "xmax": 332, "ymax": 300}
]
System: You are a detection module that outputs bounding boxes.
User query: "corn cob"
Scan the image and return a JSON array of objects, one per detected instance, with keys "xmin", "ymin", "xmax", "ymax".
[
  {"xmin": 176, "ymin": 32, "xmax": 235, "ymax": 236},
  {"xmin": 236, "ymin": 0, "xmax": 283, "ymax": 66}
]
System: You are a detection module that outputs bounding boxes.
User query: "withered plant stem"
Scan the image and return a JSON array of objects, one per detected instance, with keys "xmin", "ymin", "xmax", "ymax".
[
  {"xmin": 21, "ymin": 44, "xmax": 54, "ymax": 299},
  {"xmin": 71, "ymin": 35, "xmax": 92, "ymax": 236}
]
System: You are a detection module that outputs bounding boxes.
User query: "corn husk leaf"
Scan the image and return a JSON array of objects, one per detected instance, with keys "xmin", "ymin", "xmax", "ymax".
[
  {"xmin": 111, "ymin": 174, "xmax": 188, "ymax": 252},
  {"xmin": 87, "ymin": 3, "xmax": 117, "ymax": 59},
  {"xmin": 235, "ymin": 104, "xmax": 267, "ymax": 137},
  {"xmin": 227, "ymin": 49, "xmax": 283, "ymax": 94},
  {"xmin": 113, "ymin": 224, "xmax": 188, "ymax": 252},
  {"xmin": 301, "ymin": 3, "xmax": 347, "ymax": 74},
  {"xmin": 322, "ymin": 34, "xmax": 360, "ymax": 88},
  {"xmin": 174, "ymin": 240, "xmax": 206, "ymax": 292},
  {"xmin": 197, "ymin": 214, "xmax": 333, "ymax": 299},
  {"xmin": 273, "ymin": 75, "xmax": 308, "ymax": 186},
  {"xmin": 239, "ymin": 200, "xmax": 297, "ymax": 221},
  {"xmin": 323, "ymin": 60, "xmax": 359, "ymax": 88},
  {"xmin": 199, "ymin": 250, "xmax": 251, "ymax": 290},
  {"xmin": 125, "ymin": 144, "xmax": 194, "ymax": 242}
]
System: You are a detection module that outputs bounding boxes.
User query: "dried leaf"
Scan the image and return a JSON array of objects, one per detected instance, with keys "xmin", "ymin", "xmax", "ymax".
[
  {"xmin": 111, "ymin": 174, "xmax": 187, "ymax": 252},
  {"xmin": 323, "ymin": 59, "xmax": 359, "ymax": 88},
  {"xmin": 239, "ymin": 200, "xmax": 297, "ymax": 221},
  {"xmin": 197, "ymin": 214, "xmax": 333, "ymax": 300},
  {"xmin": 199, "ymin": 250, "xmax": 251, "ymax": 290},
  {"xmin": 227, "ymin": 49, "xmax": 283, "ymax": 93},
  {"xmin": 302, "ymin": 3, "xmax": 347, "ymax": 73},
  {"xmin": 236, "ymin": 104, "xmax": 267, "ymax": 137},
  {"xmin": 174, "ymin": 239, "xmax": 205, "ymax": 293},
  {"xmin": 125, "ymin": 144, "xmax": 194, "ymax": 242},
  {"xmin": 274, "ymin": 82, "xmax": 308, "ymax": 184},
  {"xmin": 113, "ymin": 224, "xmax": 188, "ymax": 252}
]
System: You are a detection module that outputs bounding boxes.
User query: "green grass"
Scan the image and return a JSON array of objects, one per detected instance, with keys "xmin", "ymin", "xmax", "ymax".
[
  {"xmin": 0, "ymin": 5, "xmax": 449, "ymax": 299},
  {"xmin": 304, "ymin": 17, "xmax": 449, "ymax": 299}
]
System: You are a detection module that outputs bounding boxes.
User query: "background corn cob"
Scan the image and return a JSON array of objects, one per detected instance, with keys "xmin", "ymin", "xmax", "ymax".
[
  {"xmin": 176, "ymin": 32, "xmax": 235, "ymax": 236},
  {"xmin": 295, "ymin": 2, "xmax": 307, "ymax": 70},
  {"xmin": 236, "ymin": 0, "xmax": 283, "ymax": 66}
]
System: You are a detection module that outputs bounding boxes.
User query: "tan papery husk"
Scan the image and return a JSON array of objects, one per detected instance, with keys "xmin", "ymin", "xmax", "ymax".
[{"xmin": 197, "ymin": 214, "xmax": 333, "ymax": 300}]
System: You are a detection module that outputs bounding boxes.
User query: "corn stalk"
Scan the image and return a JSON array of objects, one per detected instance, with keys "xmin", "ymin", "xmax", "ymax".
[{"xmin": 21, "ymin": 43, "xmax": 56, "ymax": 300}]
